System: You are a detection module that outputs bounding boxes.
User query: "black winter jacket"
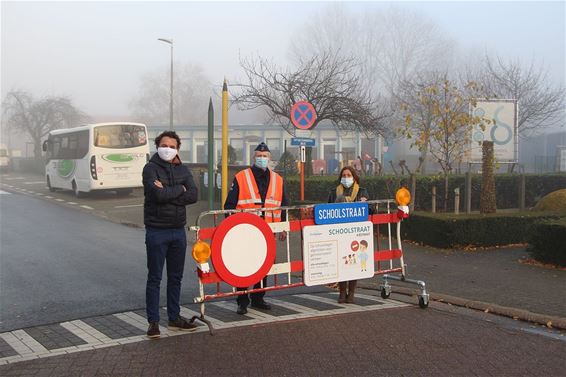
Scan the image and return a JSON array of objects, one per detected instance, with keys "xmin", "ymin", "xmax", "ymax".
[{"xmin": 143, "ymin": 153, "xmax": 198, "ymax": 228}]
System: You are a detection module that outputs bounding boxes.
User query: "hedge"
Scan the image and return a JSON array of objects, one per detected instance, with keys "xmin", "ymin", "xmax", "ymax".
[
  {"xmin": 284, "ymin": 173, "xmax": 566, "ymax": 211},
  {"xmin": 527, "ymin": 218, "xmax": 566, "ymax": 266},
  {"xmin": 399, "ymin": 211, "xmax": 565, "ymax": 249}
]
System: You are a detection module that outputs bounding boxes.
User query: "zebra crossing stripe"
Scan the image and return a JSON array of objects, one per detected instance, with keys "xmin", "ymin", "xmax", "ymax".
[{"xmin": 0, "ymin": 295, "xmax": 410, "ymax": 365}]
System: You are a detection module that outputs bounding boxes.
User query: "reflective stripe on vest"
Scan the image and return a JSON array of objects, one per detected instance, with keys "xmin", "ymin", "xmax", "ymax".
[{"xmin": 235, "ymin": 168, "xmax": 283, "ymax": 223}]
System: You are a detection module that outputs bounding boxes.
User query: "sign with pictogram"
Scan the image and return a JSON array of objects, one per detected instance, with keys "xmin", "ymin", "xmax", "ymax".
[
  {"xmin": 290, "ymin": 101, "xmax": 317, "ymax": 130},
  {"xmin": 303, "ymin": 221, "xmax": 374, "ymax": 286}
]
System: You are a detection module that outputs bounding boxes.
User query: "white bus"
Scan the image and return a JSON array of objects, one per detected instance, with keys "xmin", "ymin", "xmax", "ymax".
[{"xmin": 43, "ymin": 122, "xmax": 150, "ymax": 197}]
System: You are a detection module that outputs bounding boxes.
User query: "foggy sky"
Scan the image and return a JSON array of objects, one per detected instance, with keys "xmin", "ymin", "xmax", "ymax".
[{"xmin": 1, "ymin": 1, "xmax": 564, "ymax": 119}]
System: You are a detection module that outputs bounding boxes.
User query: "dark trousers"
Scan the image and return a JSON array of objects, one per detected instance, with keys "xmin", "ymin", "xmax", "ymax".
[
  {"xmin": 236, "ymin": 277, "xmax": 268, "ymax": 307},
  {"xmin": 145, "ymin": 227, "xmax": 187, "ymax": 323}
]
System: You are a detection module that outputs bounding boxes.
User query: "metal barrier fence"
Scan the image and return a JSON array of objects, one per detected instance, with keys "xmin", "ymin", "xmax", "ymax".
[{"xmin": 188, "ymin": 199, "xmax": 428, "ymax": 334}]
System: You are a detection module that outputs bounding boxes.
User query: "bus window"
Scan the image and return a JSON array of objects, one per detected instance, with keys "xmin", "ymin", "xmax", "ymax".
[{"xmin": 94, "ymin": 124, "xmax": 147, "ymax": 149}]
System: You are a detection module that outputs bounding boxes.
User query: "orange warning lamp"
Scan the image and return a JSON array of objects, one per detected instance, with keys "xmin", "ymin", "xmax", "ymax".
[
  {"xmin": 192, "ymin": 239, "xmax": 211, "ymax": 272},
  {"xmin": 395, "ymin": 187, "xmax": 411, "ymax": 206}
]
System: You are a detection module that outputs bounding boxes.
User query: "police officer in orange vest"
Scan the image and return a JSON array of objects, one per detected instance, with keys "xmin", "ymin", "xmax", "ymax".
[{"xmin": 224, "ymin": 142, "xmax": 288, "ymax": 315}]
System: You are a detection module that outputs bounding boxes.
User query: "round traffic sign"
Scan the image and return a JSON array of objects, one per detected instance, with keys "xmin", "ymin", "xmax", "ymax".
[
  {"xmin": 291, "ymin": 101, "xmax": 317, "ymax": 130},
  {"xmin": 210, "ymin": 212, "xmax": 276, "ymax": 287}
]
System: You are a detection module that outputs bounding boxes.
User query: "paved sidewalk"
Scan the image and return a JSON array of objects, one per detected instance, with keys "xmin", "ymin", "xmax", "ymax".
[
  {"xmin": 364, "ymin": 243, "xmax": 566, "ymax": 319},
  {"xmin": 0, "ymin": 296, "xmax": 564, "ymax": 376}
]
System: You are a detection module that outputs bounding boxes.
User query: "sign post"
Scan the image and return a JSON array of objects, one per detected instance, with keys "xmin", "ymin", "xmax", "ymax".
[{"xmin": 290, "ymin": 101, "xmax": 317, "ymax": 201}]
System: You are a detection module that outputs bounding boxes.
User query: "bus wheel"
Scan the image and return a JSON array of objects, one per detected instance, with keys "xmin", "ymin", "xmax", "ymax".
[
  {"xmin": 72, "ymin": 180, "xmax": 84, "ymax": 198},
  {"xmin": 116, "ymin": 188, "xmax": 133, "ymax": 197},
  {"xmin": 46, "ymin": 176, "xmax": 56, "ymax": 192}
]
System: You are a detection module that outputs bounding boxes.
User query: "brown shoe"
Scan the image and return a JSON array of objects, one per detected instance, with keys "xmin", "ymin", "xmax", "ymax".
[
  {"xmin": 338, "ymin": 282, "xmax": 347, "ymax": 303},
  {"xmin": 147, "ymin": 322, "xmax": 160, "ymax": 339},
  {"xmin": 168, "ymin": 316, "xmax": 197, "ymax": 332}
]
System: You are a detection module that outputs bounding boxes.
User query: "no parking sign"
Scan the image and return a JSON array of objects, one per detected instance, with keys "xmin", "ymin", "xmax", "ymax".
[{"xmin": 291, "ymin": 101, "xmax": 317, "ymax": 130}]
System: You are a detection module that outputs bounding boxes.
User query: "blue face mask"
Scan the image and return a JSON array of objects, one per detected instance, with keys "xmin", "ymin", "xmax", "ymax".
[
  {"xmin": 255, "ymin": 157, "xmax": 269, "ymax": 170},
  {"xmin": 341, "ymin": 177, "xmax": 354, "ymax": 188}
]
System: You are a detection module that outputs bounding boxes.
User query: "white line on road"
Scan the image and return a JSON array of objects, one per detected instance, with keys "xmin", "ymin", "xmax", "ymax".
[
  {"xmin": 80, "ymin": 205, "xmax": 94, "ymax": 210},
  {"xmin": 24, "ymin": 181, "xmax": 46, "ymax": 185},
  {"xmin": 55, "ymin": 199, "xmax": 64, "ymax": 202},
  {"xmin": 45, "ymin": 196, "xmax": 53, "ymax": 199},
  {"xmin": 67, "ymin": 202, "xmax": 77, "ymax": 205},
  {"xmin": 0, "ymin": 190, "xmax": 10, "ymax": 194},
  {"xmin": 5, "ymin": 177, "xmax": 25, "ymax": 180},
  {"xmin": 113, "ymin": 204, "xmax": 143, "ymax": 208}
]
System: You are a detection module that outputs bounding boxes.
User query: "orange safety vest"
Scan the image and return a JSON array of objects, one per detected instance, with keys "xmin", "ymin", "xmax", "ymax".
[{"xmin": 235, "ymin": 168, "xmax": 283, "ymax": 222}]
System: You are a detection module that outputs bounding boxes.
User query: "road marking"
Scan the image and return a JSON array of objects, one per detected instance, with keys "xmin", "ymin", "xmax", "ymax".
[
  {"xmin": 0, "ymin": 190, "xmax": 10, "ymax": 195},
  {"xmin": 113, "ymin": 204, "xmax": 143, "ymax": 209},
  {"xmin": 24, "ymin": 181, "xmax": 46, "ymax": 185},
  {"xmin": 34, "ymin": 193, "xmax": 44, "ymax": 196},
  {"xmin": 67, "ymin": 202, "xmax": 78, "ymax": 205},
  {"xmin": 5, "ymin": 177, "xmax": 25, "ymax": 180},
  {"xmin": 60, "ymin": 320, "xmax": 113, "ymax": 344},
  {"xmin": 45, "ymin": 196, "xmax": 53, "ymax": 199},
  {"xmin": 80, "ymin": 205, "xmax": 94, "ymax": 210},
  {"xmin": 0, "ymin": 295, "xmax": 410, "ymax": 365},
  {"xmin": 55, "ymin": 199, "xmax": 64, "ymax": 202}
]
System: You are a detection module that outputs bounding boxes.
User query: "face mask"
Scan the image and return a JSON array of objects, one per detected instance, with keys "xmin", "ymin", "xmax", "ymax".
[
  {"xmin": 157, "ymin": 147, "xmax": 177, "ymax": 162},
  {"xmin": 255, "ymin": 156, "xmax": 269, "ymax": 170},
  {"xmin": 341, "ymin": 177, "xmax": 354, "ymax": 188}
]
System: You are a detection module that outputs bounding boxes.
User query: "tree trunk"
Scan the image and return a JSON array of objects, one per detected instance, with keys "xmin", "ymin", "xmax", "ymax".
[
  {"xmin": 33, "ymin": 136, "xmax": 43, "ymax": 160},
  {"xmin": 480, "ymin": 141, "xmax": 497, "ymax": 214}
]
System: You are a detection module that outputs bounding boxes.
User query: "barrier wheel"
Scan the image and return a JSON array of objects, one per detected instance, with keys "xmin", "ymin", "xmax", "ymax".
[
  {"xmin": 380, "ymin": 288, "xmax": 390, "ymax": 299},
  {"xmin": 418, "ymin": 296, "xmax": 429, "ymax": 309}
]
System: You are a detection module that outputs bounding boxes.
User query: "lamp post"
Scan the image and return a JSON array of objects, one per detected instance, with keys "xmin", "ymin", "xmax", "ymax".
[{"xmin": 158, "ymin": 38, "xmax": 174, "ymax": 130}]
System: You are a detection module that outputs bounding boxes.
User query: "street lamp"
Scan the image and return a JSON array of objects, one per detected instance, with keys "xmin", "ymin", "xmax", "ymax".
[{"xmin": 158, "ymin": 38, "xmax": 174, "ymax": 130}]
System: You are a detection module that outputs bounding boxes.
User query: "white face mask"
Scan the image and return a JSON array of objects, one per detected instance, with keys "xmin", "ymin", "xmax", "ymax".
[
  {"xmin": 255, "ymin": 156, "xmax": 269, "ymax": 170},
  {"xmin": 157, "ymin": 147, "xmax": 177, "ymax": 162},
  {"xmin": 341, "ymin": 177, "xmax": 354, "ymax": 188}
]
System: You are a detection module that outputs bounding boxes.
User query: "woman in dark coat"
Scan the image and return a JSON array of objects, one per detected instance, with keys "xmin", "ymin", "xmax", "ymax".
[{"xmin": 327, "ymin": 166, "xmax": 369, "ymax": 304}]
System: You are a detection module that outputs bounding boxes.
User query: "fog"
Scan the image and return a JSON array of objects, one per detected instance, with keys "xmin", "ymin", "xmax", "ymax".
[{"xmin": 1, "ymin": 1, "xmax": 565, "ymax": 154}]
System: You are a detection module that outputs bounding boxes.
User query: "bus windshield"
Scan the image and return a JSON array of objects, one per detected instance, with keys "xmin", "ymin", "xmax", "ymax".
[{"xmin": 94, "ymin": 124, "xmax": 147, "ymax": 149}]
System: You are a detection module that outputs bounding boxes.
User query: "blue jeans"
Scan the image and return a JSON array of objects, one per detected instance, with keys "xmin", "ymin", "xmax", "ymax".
[{"xmin": 145, "ymin": 227, "xmax": 187, "ymax": 323}]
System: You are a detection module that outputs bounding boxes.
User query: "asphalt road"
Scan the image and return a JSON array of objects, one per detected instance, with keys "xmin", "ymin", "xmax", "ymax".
[{"xmin": 0, "ymin": 188, "xmax": 201, "ymax": 332}]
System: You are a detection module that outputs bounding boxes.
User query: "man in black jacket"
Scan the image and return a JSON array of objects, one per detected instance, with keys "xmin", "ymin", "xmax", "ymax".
[{"xmin": 143, "ymin": 131, "xmax": 198, "ymax": 339}]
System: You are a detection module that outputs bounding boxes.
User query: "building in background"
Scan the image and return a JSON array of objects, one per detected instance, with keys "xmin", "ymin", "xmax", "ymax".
[{"xmin": 148, "ymin": 124, "xmax": 383, "ymax": 175}]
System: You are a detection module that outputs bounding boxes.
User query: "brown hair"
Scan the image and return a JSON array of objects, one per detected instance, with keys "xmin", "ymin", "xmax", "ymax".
[
  {"xmin": 155, "ymin": 131, "xmax": 181, "ymax": 149},
  {"xmin": 337, "ymin": 166, "xmax": 360, "ymax": 185}
]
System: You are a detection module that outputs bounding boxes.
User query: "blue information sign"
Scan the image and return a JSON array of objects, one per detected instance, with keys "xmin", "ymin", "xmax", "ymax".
[
  {"xmin": 313, "ymin": 202, "xmax": 369, "ymax": 225},
  {"xmin": 290, "ymin": 137, "xmax": 316, "ymax": 147}
]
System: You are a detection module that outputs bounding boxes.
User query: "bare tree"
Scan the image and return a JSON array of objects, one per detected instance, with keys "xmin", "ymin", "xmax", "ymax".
[
  {"xmin": 2, "ymin": 91, "xmax": 86, "ymax": 159},
  {"xmin": 234, "ymin": 50, "xmax": 390, "ymax": 175},
  {"xmin": 130, "ymin": 62, "xmax": 212, "ymax": 126},
  {"xmin": 234, "ymin": 50, "xmax": 389, "ymax": 136},
  {"xmin": 470, "ymin": 55, "xmax": 565, "ymax": 136}
]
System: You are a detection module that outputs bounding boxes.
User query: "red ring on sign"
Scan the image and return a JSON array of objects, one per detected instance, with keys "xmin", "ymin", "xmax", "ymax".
[
  {"xmin": 291, "ymin": 101, "xmax": 317, "ymax": 130},
  {"xmin": 210, "ymin": 212, "xmax": 276, "ymax": 287}
]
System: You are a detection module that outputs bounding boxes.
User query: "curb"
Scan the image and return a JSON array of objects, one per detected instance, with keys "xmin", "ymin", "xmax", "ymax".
[{"xmin": 370, "ymin": 285, "xmax": 566, "ymax": 330}]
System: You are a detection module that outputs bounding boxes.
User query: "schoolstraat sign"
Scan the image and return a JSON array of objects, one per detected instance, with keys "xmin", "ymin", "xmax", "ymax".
[
  {"xmin": 314, "ymin": 202, "xmax": 369, "ymax": 225},
  {"xmin": 303, "ymin": 221, "xmax": 374, "ymax": 286}
]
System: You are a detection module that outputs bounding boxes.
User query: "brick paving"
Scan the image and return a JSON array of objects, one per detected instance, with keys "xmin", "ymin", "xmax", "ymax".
[{"xmin": 0, "ymin": 303, "xmax": 564, "ymax": 376}]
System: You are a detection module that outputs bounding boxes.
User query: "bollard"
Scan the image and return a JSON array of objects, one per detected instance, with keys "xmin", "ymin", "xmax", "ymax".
[
  {"xmin": 431, "ymin": 186, "xmax": 436, "ymax": 213},
  {"xmin": 465, "ymin": 171, "xmax": 472, "ymax": 214},
  {"xmin": 454, "ymin": 187, "xmax": 460, "ymax": 215},
  {"xmin": 519, "ymin": 174, "xmax": 526, "ymax": 211}
]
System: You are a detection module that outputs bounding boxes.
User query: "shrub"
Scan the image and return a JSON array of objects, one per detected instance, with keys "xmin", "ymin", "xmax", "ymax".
[
  {"xmin": 533, "ymin": 189, "xmax": 566, "ymax": 212},
  {"xmin": 401, "ymin": 211, "xmax": 564, "ymax": 248},
  {"xmin": 527, "ymin": 218, "xmax": 566, "ymax": 266},
  {"xmin": 284, "ymin": 173, "xmax": 566, "ymax": 212}
]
